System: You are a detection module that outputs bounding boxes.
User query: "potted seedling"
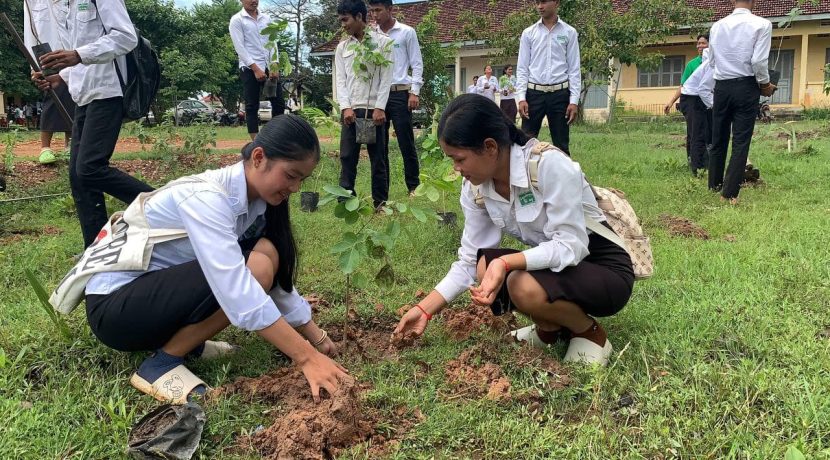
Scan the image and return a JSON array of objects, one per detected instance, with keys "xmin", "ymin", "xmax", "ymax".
[
  {"xmin": 300, "ymin": 159, "xmax": 325, "ymax": 212},
  {"xmin": 499, "ymin": 74, "xmax": 515, "ymax": 98},
  {"xmin": 347, "ymin": 34, "xmax": 392, "ymax": 145},
  {"xmin": 319, "ymin": 185, "xmax": 431, "ymax": 343},
  {"xmin": 260, "ymin": 21, "xmax": 293, "ymax": 99}
]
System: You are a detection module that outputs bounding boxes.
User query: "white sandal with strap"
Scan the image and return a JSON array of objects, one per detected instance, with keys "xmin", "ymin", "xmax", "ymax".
[
  {"xmin": 509, "ymin": 325, "xmax": 549, "ymax": 348},
  {"xmin": 129, "ymin": 364, "xmax": 208, "ymax": 405},
  {"xmin": 563, "ymin": 337, "xmax": 613, "ymax": 366},
  {"xmin": 199, "ymin": 340, "xmax": 238, "ymax": 359}
]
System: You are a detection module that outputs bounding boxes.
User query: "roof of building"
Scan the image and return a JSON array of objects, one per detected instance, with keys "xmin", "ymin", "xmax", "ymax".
[{"xmin": 312, "ymin": 0, "xmax": 830, "ymax": 55}]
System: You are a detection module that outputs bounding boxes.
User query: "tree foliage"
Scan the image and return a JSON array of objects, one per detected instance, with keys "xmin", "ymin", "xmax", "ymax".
[
  {"xmin": 0, "ymin": 0, "xmax": 41, "ymax": 103},
  {"xmin": 416, "ymin": 7, "xmax": 458, "ymax": 119}
]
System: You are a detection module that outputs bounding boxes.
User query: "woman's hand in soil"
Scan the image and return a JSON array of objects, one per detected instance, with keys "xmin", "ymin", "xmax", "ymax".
[
  {"xmin": 300, "ymin": 352, "xmax": 353, "ymax": 403},
  {"xmin": 394, "ymin": 306, "xmax": 430, "ymax": 337},
  {"xmin": 470, "ymin": 261, "xmax": 507, "ymax": 306},
  {"xmin": 315, "ymin": 336, "xmax": 338, "ymax": 357}
]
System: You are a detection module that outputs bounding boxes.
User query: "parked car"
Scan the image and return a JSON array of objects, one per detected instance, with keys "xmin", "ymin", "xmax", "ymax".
[
  {"xmin": 165, "ymin": 100, "xmax": 214, "ymax": 126},
  {"xmin": 258, "ymin": 101, "xmax": 272, "ymax": 124},
  {"xmin": 411, "ymin": 108, "xmax": 430, "ymax": 129}
]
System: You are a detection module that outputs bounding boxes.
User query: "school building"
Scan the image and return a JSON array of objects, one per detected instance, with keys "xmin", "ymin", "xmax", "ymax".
[{"xmin": 311, "ymin": 0, "xmax": 830, "ymax": 120}]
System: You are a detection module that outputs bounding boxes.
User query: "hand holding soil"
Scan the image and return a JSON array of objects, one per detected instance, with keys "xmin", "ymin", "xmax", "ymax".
[
  {"xmin": 393, "ymin": 305, "xmax": 430, "ymax": 337},
  {"xmin": 299, "ymin": 352, "xmax": 353, "ymax": 403},
  {"xmin": 470, "ymin": 262, "xmax": 507, "ymax": 306}
]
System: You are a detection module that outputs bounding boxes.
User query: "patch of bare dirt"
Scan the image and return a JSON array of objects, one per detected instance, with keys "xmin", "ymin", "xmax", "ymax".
[
  {"xmin": 218, "ymin": 367, "xmax": 416, "ymax": 459},
  {"xmin": 2, "ymin": 161, "xmax": 60, "ymax": 191},
  {"xmin": 7, "ymin": 137, "xmax": 252, "ymax": 159},
  {"xmin": 442, "ymin": 344, "xmax": 572, "ymax": 403},
  {"xmin": 326, "ymin": 316, "xmax": 409, "ymax": 360},
  {"xmin": 658, "ymin": 214, "xmax": 710, "ymax": 240},
  {"xmin": 440, "ymin": 304, "xmax": 519, "ymax": 340}
]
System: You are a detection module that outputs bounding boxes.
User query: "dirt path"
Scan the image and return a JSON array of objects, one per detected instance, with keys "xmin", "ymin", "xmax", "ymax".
[
  {"xmin": 5, "ymin": 135, "xmax": 335, "ymax": 160},
  {"xmin": 5, "ymin": 137, "xmax": 251, "ymax": 159}
]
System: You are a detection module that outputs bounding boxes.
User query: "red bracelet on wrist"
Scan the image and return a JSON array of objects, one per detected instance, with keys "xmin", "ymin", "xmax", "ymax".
[
  {"xmin": 415, "ymin": 304, "xmax": 432, "ymax": 321},
  {"xmin": 495, "ymin": 257, "xmax": 511, "ymax": 272}
]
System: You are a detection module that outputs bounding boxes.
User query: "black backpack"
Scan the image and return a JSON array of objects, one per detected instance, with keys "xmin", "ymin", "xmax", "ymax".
[{"xmin": 91, "ymin": 0, "xmax": 161, "ymax": 122}]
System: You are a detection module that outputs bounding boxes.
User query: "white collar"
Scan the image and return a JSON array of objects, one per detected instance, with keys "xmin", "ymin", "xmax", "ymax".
[
  {"xmin": 480, "ymin": 143, "xmax": 530, "ymax": 201},
  {"xmin": 732, "ymin": 8, "xmax": 751, "ymax": 15},
  {"xmin": 223, "ymin": 161, "xmax": 266, "ymax": 217}
]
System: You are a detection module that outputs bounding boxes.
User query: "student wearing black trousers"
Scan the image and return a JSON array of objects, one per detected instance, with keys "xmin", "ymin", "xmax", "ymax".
[
  {"xmin": 708, "ymin": 0, "xmax": 775, "ymax": 204},
  {"xmin": 369, "ymin": 0, "xmax": 424, "ymax": 196},
  {"xmin": 34, "ymin": 0, "xmax": 153, "ymax": 248},
  {"xmin": 230, "ymin": 0, "xmax": 285, "ymax": 141},
  {"xmin": 334, "ymin": 0, "xmax": 394, "ymax": 209},
  {"xmin": 678, "ymin": 48, "xmax": 715, "ymax": 176},
  {"xmin": 516, "ymin": 0, "xmax": 581, "ymax": 156}
]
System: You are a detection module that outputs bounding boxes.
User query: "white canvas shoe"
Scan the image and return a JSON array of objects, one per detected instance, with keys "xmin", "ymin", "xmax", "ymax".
[
  {"xmin": 563, "ymin": 337, "xmax": 613, "ymax": 366},
  {"xmin": 509, "ymin": 325, "xmax": 548, "ymax": 348}
]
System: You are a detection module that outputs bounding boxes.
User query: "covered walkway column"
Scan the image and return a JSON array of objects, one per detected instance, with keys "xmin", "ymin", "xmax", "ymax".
[
  {"xmin": 455, "ymin": 53, "xmax": 462, "ymax": 96},
  {"xmin": 799, "ymin": 33, "xmax": 810, "ymax": 106}
]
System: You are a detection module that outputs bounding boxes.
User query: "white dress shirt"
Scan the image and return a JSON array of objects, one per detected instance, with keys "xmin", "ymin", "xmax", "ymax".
[
  {"xmin": 335, "ymin": 29, "xmax": 394, "ymax": 111},
  {"xmin": 55, "ymin": 0, "xmax": 137, "ymax": 107},
  {"xmin": 378, "ymin": 20, "xmax": 424, "ymax": 96},
  {"xmin": 500, "ymin": 75, "xmax": 517, "ymax": 100},
  {"xmin": 229, "ymin": 8, "xmax": 274, "ymax": 71},
  {"xmin": 516, "ymin": 18, "xmax": 582, "ymax": 105},
  {"xmin": 467, "ymin": 84, "xmax": 479, "ymax": 94},
  {"xmin": 24, "ymin": 0, "xmax": 71, "ymax": 61},
  {"xmin": 476, "ymin": 75, "xmax": 500, "ymax": 102},
  {"xmin": 682, "ymin": 49, "xmax": 715, "ymax": 108},
  {"xmin": 86, "ymin": 162, "xmax": 313, "ymax": 331},
  {"xmin": 434, "ymin": 139, "xmax": 606, "ymax": 303},
  {"xmin": 709, "ymin": 8, "xmax": 772, "ymax": 84}
]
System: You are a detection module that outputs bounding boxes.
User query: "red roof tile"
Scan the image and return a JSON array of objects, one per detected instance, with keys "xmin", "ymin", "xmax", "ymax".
[{"xmin": 312, "ymin": 0, "xmax": 830, "ymax": 54}]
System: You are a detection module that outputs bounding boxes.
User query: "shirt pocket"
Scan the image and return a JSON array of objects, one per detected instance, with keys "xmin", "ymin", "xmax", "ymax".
[
  {"xmin": 515, "ymin": 201, "xmax": 543, "ymax": 223},
  {"xmin": 77, "ymin": 2, "xmax": 98, "ymax": 23}
]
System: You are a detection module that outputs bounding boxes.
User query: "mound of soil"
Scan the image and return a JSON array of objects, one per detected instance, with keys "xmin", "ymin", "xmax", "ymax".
[
  {"xmin": 445, "ymin": 346, "xmax": 511, "ymax": 401},
  {"xmin": 440, "ymin": 304, "xmax": 518, "ymax": 340},
  {"xmin": 659, "ymin": 214, "xmax": 709, "ymax": 240},
  {"xmin": 326, "ymin": 316, "xmax": 412, "ymax": 360},
  {"xmin": 2, "ymin": 161, "xmax": 60, "ymax": 191},
  {"xmin": 220, "ymin": 367, "xmax": 415, "ymax": 459}
]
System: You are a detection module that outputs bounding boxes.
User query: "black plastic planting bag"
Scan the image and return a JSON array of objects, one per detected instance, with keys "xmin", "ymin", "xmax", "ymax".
[{"xmin": 127, "ymin": 402, "xmax": 206, "ymax": 460}]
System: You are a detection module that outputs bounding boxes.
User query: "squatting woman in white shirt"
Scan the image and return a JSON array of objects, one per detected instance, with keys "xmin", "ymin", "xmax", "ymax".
[
  {"xmin": 394, "ymin": 95, "xmax": 634, "ymax": 365},
  {"xmin": 85, "ymin": 115, "xmax": 351, "ymax": 403}
]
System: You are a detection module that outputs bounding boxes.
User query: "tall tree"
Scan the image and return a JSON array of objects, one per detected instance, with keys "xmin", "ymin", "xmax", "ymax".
[
  {"xmin": 0, "ymin": 0, "xmax": 41, "ymax": 104},
  {"xmin": 303, "ymin": 0, "xmax": 340, "ymax": 111}
]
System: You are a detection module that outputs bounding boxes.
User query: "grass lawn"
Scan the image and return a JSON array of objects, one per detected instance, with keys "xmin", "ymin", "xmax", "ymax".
[{"xmin": 1, "ymin": 119, "xmax": 829, "ymax": 458}]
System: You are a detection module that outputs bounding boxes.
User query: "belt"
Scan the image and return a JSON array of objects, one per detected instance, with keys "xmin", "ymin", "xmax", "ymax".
[
  {"xmin": 390, "ymin": 84, "xmax": 411, "ymax": 92},
  {"xmin": 529, "ymin": 81, "xmax": 569, "ymax": 92}
]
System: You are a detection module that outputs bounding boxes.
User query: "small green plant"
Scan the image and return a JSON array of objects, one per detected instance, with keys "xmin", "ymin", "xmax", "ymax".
[
  {"xmin": 780, "ymin": 121, "xmax": 798, "ymax": 153},
  {"xmin": 261, "ymin": 21, "xmax": 293, "ymax": 76},
  {"xmin": 319, "ymin": 185, "xmax": 431, "ymax": 336},
  {"xmin": 414, "ymin": 115, "xmax": 461, "ymax": 211},
  {"xmin": 125, "ymin": 121, "xmax": 154, "ymax": 150},
  {"xmin": 346, "ymin": 34, "xmax": 393, "ymax": 82},
  {"xmin": 3, "ymin": 129, "xmax": 20, "ymax": 174},
  {"xmin": 298, "ymin": 107, "xmax": 339, "ymax": 131},
  {"xmin": 180, "ymin": 122, "xmax": 218, "ymax": 169},
  {"xmin": 24, "ymin": 269, "xmax": 71, "ymax": 340}
]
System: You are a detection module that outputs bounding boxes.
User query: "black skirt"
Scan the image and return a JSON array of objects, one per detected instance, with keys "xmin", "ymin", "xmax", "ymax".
[
  {"xmin": 478, "ymin": 222, "xmax": 635, "ymax": 318},
  {"xmin": 40, "ymin": 85, "xmax": 76, "ymax": 132}
]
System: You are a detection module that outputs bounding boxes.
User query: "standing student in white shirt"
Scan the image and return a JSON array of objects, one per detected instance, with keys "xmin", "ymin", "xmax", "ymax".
[
  {"xmin": 84, "ymin": 116, "xmax": 351, "ymax": 404},
  {"xmin": 369, "ymin": 0, "xmax": 424, "ymax": 196},
  {"xmin": 516, "ymin": 0, "xmax": 581, "ymax": 156},
  {"xmin": 24, "ymin": 0, "xmax": 76, "ymax": 165},
  {"xmin": 500, "ymin": 64, "xmax": 518, "ymax": 122},
  {"xmin": 475, "ymin": 65, "xmax": 499, "ymax": 102},
  {"xmin": 335, "ymin": 0, "xmax": 394, "ymax": 209},
  {"xmin": 679, "ymin": 48, "xmax": 714, "ymax": 177},
  {"xmin": 467, "ymin": 75, "xmax": 480, "ymax": 95},
  {"xmin": 34, "ymin": 0, "xmax": 153, "ymax": 249},
  {"xmin": 708, "ymin": 0, "xmax": 775, "ymax": 204},
  {"xmin": 394, "ymin": 95, "xmax": 635, "ymax": 366},
  {"xmin": 229, "ymin": 0, "xmax": 285, "ymax": 141}
]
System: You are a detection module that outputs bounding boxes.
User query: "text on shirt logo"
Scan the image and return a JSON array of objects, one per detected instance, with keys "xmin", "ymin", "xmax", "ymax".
[{"xmin": 518, "ymin": 190, "xmax": 536, "ymax": 206}]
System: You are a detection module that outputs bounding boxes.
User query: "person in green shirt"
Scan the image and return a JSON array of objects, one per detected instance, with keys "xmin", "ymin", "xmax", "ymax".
[{"xmin": 664, "ymin": 33, "xmax": 710, "ymax": 115}]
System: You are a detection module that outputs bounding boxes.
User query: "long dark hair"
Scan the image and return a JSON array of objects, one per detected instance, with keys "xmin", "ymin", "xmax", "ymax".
[
  {"xmin": 438, "ymin": 93, "xmax": 530, "ymax": 151},
  {"xmin": 241, "ymin": 115, "xmax": 320, "ymax": 291}
]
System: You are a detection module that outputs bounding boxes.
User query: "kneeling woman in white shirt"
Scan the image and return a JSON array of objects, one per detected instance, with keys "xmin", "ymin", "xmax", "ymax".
[
  {"xmin": 394, "ymin": 95, "xmax": 634, "ymax": 365},
  {"xmin": 85, "ymin": 115, "xmax": 350, "ymax": 403}
]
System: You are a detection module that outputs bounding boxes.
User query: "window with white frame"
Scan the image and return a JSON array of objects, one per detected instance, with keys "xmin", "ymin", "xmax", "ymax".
[{"xmin": 638, "ymin": 56, "xmax": 685, "ymax": 88}]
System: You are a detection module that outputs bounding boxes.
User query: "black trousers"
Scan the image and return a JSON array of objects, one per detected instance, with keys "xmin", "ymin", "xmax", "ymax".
[
  {"xmin": 709, "ymin": 77, "xmax": 760, "ymax": 198},
  {"xmin": 339, "ymin": 109, "xmax": 389, "ymax": 207},
  {"xmin": 680, "ymin": 94, "xmax": 711, "ymax": 174},
  {"xmin": 521, "ymin": 88, "xmax": 570, "ymax": 155},
  {"xmin": 240, "ymin": 67, "xmax": 285, "ymax": 134},
  {"xmin": 384, "ymin": 90, "xmax": 419, "ymax": 192},
  {"xmin": 70, "ymin": 97, "xmax": 153, "ymax": 248}
]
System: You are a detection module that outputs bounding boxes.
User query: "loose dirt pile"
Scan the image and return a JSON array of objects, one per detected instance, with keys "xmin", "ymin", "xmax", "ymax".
[
  {"xmin": 443, "ymin": 344, "xmax": 571, "ymax": 403},
  {"xmin": 440, "ymin": 304, "xmax": 519, "ymax": 340},
  {"xmin": 659, "ymin": 214, "xmax": 710, "ymax": 240},
  {"xmin": 220, "ymin": 367, "xmax": 414, "ymax": 460}
]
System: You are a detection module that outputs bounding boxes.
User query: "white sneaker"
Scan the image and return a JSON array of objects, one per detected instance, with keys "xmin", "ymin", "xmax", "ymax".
[
  {"xmin": 564, "ymin": 337, "xmax": 613, "ymax": 366},
  {"xmin": 509, "ymin": 325, "xmax": 548, "ymax": 348}
]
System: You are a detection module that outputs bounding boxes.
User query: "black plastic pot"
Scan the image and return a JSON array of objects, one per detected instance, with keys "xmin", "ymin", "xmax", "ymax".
[
  {"xmin": 262, "ymin": 78, "xmax": 279, "ymax": 99},
  {"xmin": 769, "ymin": 69, "xmax": 781, "ymax": 86},
  {"xmin": 300, "ymin": 191, "xmax": 319, "ymax": 212},
  {"xmin": 437, "ymin": 211, "xmax": 457, "ymax": 226}
]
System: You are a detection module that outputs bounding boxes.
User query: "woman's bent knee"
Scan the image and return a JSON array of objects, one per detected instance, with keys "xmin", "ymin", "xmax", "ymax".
[
  {"xmin": 253, "ymin": 237, "xmax": 279, "ymax": 272},
  {"xmin": 506, "ymin": 271, "xmax": 548, "ymax": 311},
  {"xmin": 247, "ymin": 252, "xmax": 275, "ymax": 291}
]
